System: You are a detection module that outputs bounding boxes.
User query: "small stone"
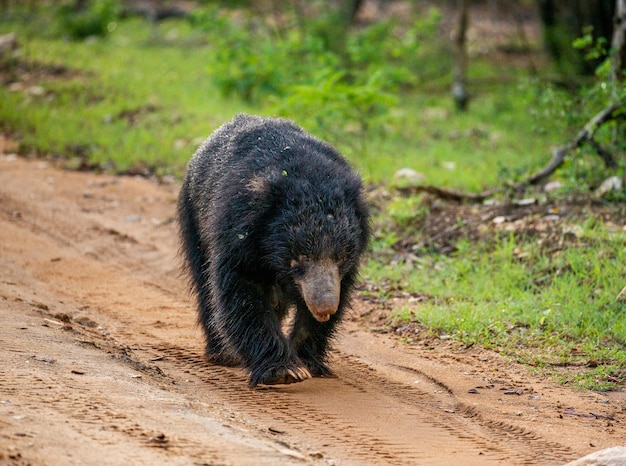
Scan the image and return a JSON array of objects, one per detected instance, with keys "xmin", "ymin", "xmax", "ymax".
[
  {"xmin": 595, "ymin": 176, "xmax": 623, "ymax": 198},
  {"xmin": 544, "ymin": 181, "xmax": 562, "ymax": 192},
  {"xmin": 148, "ymin": 433, "xmax": 168, "ymax": 444},
  {"xmin": 278, "ymin": 448, "xmax": 306, "ymax": 460},
  {"xmin": 513, "ymin": 198, "xmax": 536, "ymax": 206},
  {"xmin": 564, "ymin": 446, "xmax": 626, "ymax": 466},
  {"xmin": 393, "ymin": 168, "xmax": 426, "ymax": 185},
  {"xmin": 26, "ymin": 85, "xmax": 45, "ymax": 96}
]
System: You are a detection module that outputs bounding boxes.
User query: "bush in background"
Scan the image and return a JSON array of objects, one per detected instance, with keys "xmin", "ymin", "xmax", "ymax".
[{"xmin": 56, "ymin": 0, "xmax": 120, "ymax": 40}]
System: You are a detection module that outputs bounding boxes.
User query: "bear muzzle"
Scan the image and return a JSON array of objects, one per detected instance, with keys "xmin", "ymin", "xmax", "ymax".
[{"xmin": 297, "ymin": 260, "xmax": 341, "ymax": 323}]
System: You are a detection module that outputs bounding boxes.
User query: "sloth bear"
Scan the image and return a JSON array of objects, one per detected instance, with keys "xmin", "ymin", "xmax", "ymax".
[{"xmin": 177, "ymin": 114, "xmax": 370, "ymax": 387}]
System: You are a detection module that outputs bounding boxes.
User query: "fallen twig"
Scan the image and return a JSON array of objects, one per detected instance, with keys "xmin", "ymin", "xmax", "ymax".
[
  {"xmin": 412, "ymin": 220, "xmax": 467, "ymax": 250},
  {"xmin": 395, "ymin": 184, "xmax": 498, "ymax": 203}
]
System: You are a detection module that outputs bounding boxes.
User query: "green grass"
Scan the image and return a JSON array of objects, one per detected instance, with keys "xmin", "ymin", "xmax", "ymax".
[
  {"xmin": 1, "ymin": 13, "xmax": 252, "ymax": 175},
  {"xmin": 1, "ymin": 6, "xmax": 624, "ymax": 390},
  {"xmin": 276, "ymin": 80, "xmax": 571, "ymax": 188},
  {"xmin": 366, "ymin": 218, "xmax": 626, "ymax": 390}
]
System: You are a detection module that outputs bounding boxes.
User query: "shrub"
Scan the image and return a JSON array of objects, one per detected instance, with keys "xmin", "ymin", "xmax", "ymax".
[{"xmin": 56, "ymin": 0, "xmax": 120, "ymax": 40}]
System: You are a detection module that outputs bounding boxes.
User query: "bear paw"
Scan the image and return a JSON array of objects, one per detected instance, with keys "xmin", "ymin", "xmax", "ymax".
[
  {"xmin": 303, "ymin": 359, "xmax": 335, "ymax": 378},
  {"xmin": 250, "ymin": 363, "xmax": 311, "ymax": 387}
]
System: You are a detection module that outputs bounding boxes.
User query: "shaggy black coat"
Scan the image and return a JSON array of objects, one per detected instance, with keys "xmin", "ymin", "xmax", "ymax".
[{"xmin": 177, "ymin": 114, "xmax": 370, "ymax": 387}]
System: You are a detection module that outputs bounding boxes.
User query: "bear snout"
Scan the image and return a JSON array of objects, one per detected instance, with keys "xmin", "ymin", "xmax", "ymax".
[{"xmin": 296, "ymin": 260, "xmax": 341, "ymax": 323}]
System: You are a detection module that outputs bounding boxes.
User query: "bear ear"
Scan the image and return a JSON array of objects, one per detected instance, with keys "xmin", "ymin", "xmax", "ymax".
[
  {"xmin": 246, "ymin": 168, "xmax": 288, "ymax": 196},
  {"xmin": 246, "ymin": 175, "xmax": 271, "ymax": 198}
]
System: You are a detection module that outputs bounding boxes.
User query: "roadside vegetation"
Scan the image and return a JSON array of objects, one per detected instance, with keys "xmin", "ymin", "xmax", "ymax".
[{"xmin": 0, "ymin": 1, "xmax": 624, "ymax": 390}]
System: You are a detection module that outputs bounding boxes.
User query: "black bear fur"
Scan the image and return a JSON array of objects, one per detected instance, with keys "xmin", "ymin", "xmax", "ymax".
[{"xmin": 177, "ymin": 114, "xmax": 370, "ymax": 387}]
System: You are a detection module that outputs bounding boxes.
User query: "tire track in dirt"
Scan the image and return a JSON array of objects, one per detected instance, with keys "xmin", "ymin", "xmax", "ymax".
[
  {"xmin": 0, "ymin": 306, "xmax": 221, "ymax": 466},
  {"xmin": 339, "ymin": 360, "xmax": 575, "ymax": 464},
  {"xmin": 1, "ymin": 154, "xmax": 624, "ymax": 465},
  {"xmin": 134, "ymin": 340, "xmax": 576, "ymax": 465},
  {"xmin": 146, "ymin": 344, "xmax": 433, "ymax": 466},
  {"xmin": 0, "ymin": 298, "xmax": 311, "ymax": 466}
]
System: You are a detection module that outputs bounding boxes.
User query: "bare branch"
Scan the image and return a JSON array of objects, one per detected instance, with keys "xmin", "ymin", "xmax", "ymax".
[
  {"xmin": 587, "ymin": 138, "xmax": 618, "ymax": 168},
  {"xmin": 395, "ymin": 184, "xmax": 498, "ymax": 203},
  {"xmin": 513, "ymin": 100, "xmax": 625, "ymax": 188}
]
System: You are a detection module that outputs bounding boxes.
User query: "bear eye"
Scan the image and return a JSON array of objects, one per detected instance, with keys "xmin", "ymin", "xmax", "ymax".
[{"xmin": 290, "ymin": 255, "xmax": 312, "ymax": 272}]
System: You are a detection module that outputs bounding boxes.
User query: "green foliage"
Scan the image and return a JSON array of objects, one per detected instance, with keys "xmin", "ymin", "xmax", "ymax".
[
  {"xmin": 191, "ymin": 6, "xmax": 339, "ymax": 102},
  {"xmin": 346, "ymin": 9, "xmax": 442, "ymax": 90},
  {"xmin": 55, "ymin": 0, "xmax": 121, "ymax": 40},
  {"xmin": 517, "ymin": 24, "xmax": 626, "ymax": 196},
  {"xmin": 572, "ymin": 26, "xmax": 607, "ymax": 62},
  {"xmin": 190, "ymin": 5, "xmax": 441, "ymax": 147},
  {"xmin": 272, "ymin": 69, "xmax": 397, "ymax": 152}
]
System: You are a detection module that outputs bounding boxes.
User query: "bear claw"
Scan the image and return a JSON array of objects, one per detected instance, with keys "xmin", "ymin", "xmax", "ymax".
[{"xmin": 252, "ymin": 365, "xmax": 311, "ymax": 386}]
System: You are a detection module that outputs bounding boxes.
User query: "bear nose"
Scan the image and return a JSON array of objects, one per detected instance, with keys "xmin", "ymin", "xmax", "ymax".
[
  {"xmin": 308, "ymin": 292, "xmax": 340, "ymax": 322},
  {"xmin": 296, "ymin": 260, "xmax": 340, "ymax": 323}
]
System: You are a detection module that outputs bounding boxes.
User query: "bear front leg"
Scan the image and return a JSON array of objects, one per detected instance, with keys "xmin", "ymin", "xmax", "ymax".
[
  {"xmin": 289, "ymin": 302, "xmax": 343, "ymax": 378},
  {"xmin": 214, "ymin": 272, "xmax": 311, "ymax": 387}
]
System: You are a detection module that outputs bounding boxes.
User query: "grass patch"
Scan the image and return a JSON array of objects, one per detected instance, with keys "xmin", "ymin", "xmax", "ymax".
[
  {"xmin": 365, "ymin": 206, "xmax": 626, "ymax": 390},
  {"xmin": 1, "ymin": 12, "xmax": 251, "ymax": 175}
]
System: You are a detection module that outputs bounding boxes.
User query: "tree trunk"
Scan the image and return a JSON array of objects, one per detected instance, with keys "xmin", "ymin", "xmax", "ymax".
[
  {"xmin": 610, "ymin": 0, "xmax": 626, "ymax": 92},
  {"xmin": 452, "ymin": 0, "xmax": 470, "ymax": 111},
  {"xmin": 537, "ymin": 0, "xmax": 619, "ymax": 75},
  {"xmin": 348, "ymin": 0, "xmax": 365, "ymax": 24}
]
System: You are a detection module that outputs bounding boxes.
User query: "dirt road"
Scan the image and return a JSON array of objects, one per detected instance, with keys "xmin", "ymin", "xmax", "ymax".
[{"xmin": 1, "ymin": 147, "xmax": 624, "ymax": 465}]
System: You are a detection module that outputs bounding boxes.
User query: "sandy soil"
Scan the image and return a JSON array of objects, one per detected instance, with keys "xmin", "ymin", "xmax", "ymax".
[{"xmin": 1, "ymin": 145, "xmax": 624, "ymax": 465}]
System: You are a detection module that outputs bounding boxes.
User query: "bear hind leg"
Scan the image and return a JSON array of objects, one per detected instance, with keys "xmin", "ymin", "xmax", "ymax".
[
  {"xmin": 203, "ymin": 324, "xmax": 242, "ymax": 367},
  {"xmin": 195, "ymin": 277, "xmax": 243, "ymax": 367}
]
